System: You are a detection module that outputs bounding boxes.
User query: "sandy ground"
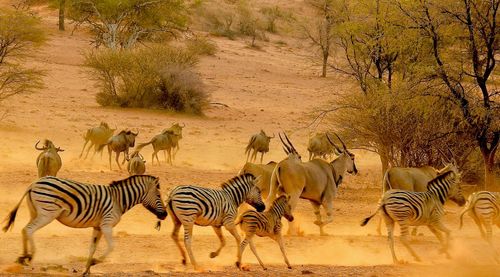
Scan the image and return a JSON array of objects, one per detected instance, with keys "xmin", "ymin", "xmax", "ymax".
[{"xmin": 0, "ymin": 5, "xmax": 499, "ymax": 277}]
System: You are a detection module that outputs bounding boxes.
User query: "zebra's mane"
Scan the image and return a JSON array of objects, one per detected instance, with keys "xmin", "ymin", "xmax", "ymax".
[
  {"xmin": 220, "ymin": 173, "xmax": 255, "ymax": 190},
  {"xmin": 426, "ymin": 170, "xmax": 455, "ymax": 188},
  {"xmin": 109, "ymin": 175, "xmax": 156, "ymax": 187}
]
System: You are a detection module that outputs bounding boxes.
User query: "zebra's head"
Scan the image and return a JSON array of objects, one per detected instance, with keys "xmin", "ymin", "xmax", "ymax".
[
  {"xmin": 143, "ymin": 177, "xmax": 168, "ymax": 220},
  {"xmin": 244, "ymin": 175, "xmax": 265, "ymax": 212},
  {"xmin": 278, "ymin": 194, "xmax": 294, "ymax": 222},
  {"xmin": 445, "ymin": 165, "xmax": 466, "ymax": 206}
]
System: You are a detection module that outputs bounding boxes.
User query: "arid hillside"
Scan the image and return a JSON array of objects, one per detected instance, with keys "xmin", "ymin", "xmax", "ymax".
[{"xmin": 0, "ymin": 3, "xmax": 499, "ymax": 277}]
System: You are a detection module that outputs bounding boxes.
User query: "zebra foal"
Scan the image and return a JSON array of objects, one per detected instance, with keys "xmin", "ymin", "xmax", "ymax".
[
  {"xmin": 3, "ymin": 175, "xmax": 167, "ymax": 276},
  {"xmin": 236, "ymin": 194, "xmax": 294, "ymax": 271},
  {"xmin": 167, "ymin": 173, "xmax": 265, "ymax": 271},
  {"xmin": 361, "ymin": 165, "xmax": 465, "ymax": 263}
]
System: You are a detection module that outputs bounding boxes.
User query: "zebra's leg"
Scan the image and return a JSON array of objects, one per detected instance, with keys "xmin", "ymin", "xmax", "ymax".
[
  {"xmin": 170, "ymin": 217, "xmax": 187, "ymax": 265},
  {"xmin": 311, "ymin": 201, "xmax": 322, "ymax": 226},
  {"xmin": 471, "ymin": 212, "xmax": 487, "ymax": 240},
  {"xmin": 96, "ymin": 226, "xmax": 114, "ymax": 262},
  {"xmin": 249, "ymin": 238, "xmax": 266, "ymax": 270},
  {"xmin": 20, "ymin": 210, "xmax": 60, "ymax": 265},
  {"xmin": 275, "ymin": 233, "xmax": 292, "ymax": 269},
  {"xmin": 383, "ymin": 213, "xmax": 399, "ymax": 263},
  {"xmin": 376, "ymin": 215, "xmax": 383, "ymax": 236},
  {"xmin": 433, "ymin": 221, "xmax": 451, "ymax": 254},
  {"xmin": 236, "ymin": 235, "xmax": 250, "ymax": 270},
  {"xmin": 83, "ymin": 228, "xmax": 102, "ymax": 276},
  {"xmin": 427, "ymin": 225, "xmax": 449, "ymax": 258},
  {"xmin": 183, "ymin": 223, "xmax": 199, "ymax": 270},
  {"xmin": 399, "ymin": 223, "xmax": 421, "ymax": 262},
  {"xmin": 224, "ymin": 223, "xmax": 242, "ymax": 263},
  {"xmin": 209, "ymin": 226, "xmax": 226, "ymax": 258},
  {"xmin": 411, "ymin": 227, "xmax": 419, "ymax": 236}
]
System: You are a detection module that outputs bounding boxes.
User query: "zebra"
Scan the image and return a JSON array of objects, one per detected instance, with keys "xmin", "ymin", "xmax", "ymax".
[
  {"xmin": 2, "ymin": 175, "xmax": 167, "ymax": 276},
  {"xmin": 459, "ymin": 191, "xmax": 500, "ymax": 262},
  {"xmin": 236, "ymin": 194, "xmax": 294, "ymax": 271},
  {"xmin": 166, "ymin": 173, "xmax": 266, "ymax": 271},
  {"xmin": 361, "ymin": 165, "xmax": 465, "ymax": 263}
]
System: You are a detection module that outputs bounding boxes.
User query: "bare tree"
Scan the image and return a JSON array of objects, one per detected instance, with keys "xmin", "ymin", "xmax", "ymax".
[
  {"xmin": 0, "ymin": 8, "xmax": 45, "ymax": 110},
  {"xmin": 396, "ymin": 0, "xmax": 500, "ymax": 189}
]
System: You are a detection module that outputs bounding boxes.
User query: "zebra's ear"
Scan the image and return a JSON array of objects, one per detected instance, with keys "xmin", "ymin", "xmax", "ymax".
[{"xmin": 285, "ymin": 194, "xmax": 291, "ymax": 202}]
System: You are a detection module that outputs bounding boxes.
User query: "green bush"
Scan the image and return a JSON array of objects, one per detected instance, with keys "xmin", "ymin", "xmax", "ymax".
[{"xmin": 85, "ymin": 45, "xmax": 208, "ymax": 114}]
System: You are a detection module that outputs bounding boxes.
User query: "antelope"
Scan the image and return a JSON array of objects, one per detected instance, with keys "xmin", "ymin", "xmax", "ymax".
[
  {"xmin": 79, "ymin": 122, "xmax": 115, "ymax": 159},
  {"xmin": 35, "ymin": 140, "xmax": 64, "ymax": 178},
  {"xmin": 245, "ymin": 130, "xmax": 275, "ymax": 164},
  {"xmin": 267, "ymin": 133, "xmax": 358, "ymax": 235},
  {"xmin": 307, "ymin": 132, "xmax": 338, "ymax": 160},
  {"xmin": 239, "ymin": 161, "xmax": 277, "ymax": 199}
]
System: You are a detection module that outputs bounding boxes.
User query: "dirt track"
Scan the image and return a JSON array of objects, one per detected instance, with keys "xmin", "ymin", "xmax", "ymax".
[{"xmin": 0, "ymin": 5, "xmax": 499, "ymax": 277}]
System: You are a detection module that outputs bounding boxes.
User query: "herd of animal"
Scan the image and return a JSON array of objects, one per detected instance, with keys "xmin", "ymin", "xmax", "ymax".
[{"xmin": 3, "ymin": 122, "xmax": 500, "ymax": 275}]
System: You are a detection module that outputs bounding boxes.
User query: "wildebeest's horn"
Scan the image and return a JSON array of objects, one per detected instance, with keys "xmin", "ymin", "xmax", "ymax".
[
  {"xmin": 56, "ymin": 147, "xmax": 65, "ymax": 152},
  {"xmin": 139, "ymin": 153, "xmax": 144, "ymax": 160},
  {"xmin": 34, "ymin": 141, "xmax": 45, "ymax": 150},
  {"xmin": 269, "ymin": 133, "xmax": 275, "ymax": 139},
  {"xmin": 132, "ymin": 130, "xmax": 139, "ymax": 136},
  {"xmin": 334, "ymin": 133, "xmax": 348, "ymax": 151},
  {"xmin": 180, "ymin": 123, "xmax": 185, "ymax": 128},
  {"xmin": 325, "ymin": 133, "xmax": 342, "ymax": 153}
]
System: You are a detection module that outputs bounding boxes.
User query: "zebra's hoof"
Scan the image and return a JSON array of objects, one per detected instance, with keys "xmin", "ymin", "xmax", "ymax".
[{"xmin": 209, "ymin": 252, "xmax": 218, "ymax": 258}]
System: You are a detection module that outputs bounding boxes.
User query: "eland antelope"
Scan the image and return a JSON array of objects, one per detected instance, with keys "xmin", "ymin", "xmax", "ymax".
[{"xmin": 267, "ymin": 133, "xmax": 358, "ymax": 235}]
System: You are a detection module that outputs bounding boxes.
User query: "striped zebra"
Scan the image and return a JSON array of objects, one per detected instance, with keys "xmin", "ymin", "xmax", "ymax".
[
  {"xmin": 2, "ymin": 175, "xmax": 167, "ymax": 276},
  {"xmin": 361, "ymin": 165, "xmax": 465, "ymax": 263},
  {"xmin": 459, "ymin": 191, "xmax": 500, "ymax": 262},
  {"xmin": 236, "ymin": 194, "xmax": 294, "ymax": 271},
  {"xmin": 167, "ymin": 173, "xmax": 265, "ymax": 270}
]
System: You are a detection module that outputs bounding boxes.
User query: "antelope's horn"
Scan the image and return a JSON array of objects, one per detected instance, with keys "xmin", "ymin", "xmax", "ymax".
[
  {"xmin": 326, "ymin": 133, "xmax": 342, "ymax": 153},
  {"xmin": 334, "ymin": 133, "xmax": 348, "ymax": 151}
]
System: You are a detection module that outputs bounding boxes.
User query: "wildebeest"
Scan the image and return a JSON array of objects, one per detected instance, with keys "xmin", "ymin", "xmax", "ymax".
[
  {"xmin": 239, "ymin": 161, "xmax": 277, "ymax": 199},
  {"xmin": 136, "ymin": 130, "xmax": 181, "ymax": 165},
  {"xmin": 79, "ymin": 122, "xmax": 115, "ymax": 159},
  {"xmin": 374, "ymin": 161, "xmax": 456, "ymax": 235},
  {"xmin": 161, "ymin": 123, "xmax": 185, "ymax": 160},
  {"xmin": 98, "ymin": 130, "xmax": 138, "ymax": 170},
  {"xmin": 307, "ymin": 132, "xmax": 338, "ymax": 160},
  {"xmin": 127, "ymin": 151, "xmax": 146, "ymax": 175},
  {"xmin": 35, "ymin": 139, "xmax": 64, "ymax": 178},
  {"xmin": 267, "ymin": 133, "xmax": 358, "ymax": 235},
  {"xmin": 245, "ymin": 130, "xmax": 275, "ymax": 163}
]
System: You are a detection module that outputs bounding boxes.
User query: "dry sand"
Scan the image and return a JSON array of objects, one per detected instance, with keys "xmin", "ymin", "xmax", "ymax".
[{"xmin": 0, "ymin": 5, "xmax": 499, "ymax": 277}]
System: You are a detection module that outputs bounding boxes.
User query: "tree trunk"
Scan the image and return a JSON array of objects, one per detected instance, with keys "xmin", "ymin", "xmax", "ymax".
[
  {"xmin": 482, "ymin": 150, "xmax": 497, "ymax": 190},
  {"xmin": 58, "ymin": 0, "xmax": 65, "ymax": 31},
  {"xmin": 321, "ymin": 53, "xmax": 328, "ymax": 77}
]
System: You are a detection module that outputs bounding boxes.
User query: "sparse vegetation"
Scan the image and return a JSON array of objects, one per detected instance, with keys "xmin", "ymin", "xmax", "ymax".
[
  {"xmin": 0, "ymin": 8, "xmax": 45, "ymax": 107},
  {"xmin": 68, "ymin": 0, "xmax": 188, "ymax": 49},
  {"xmin": 84, "ymin": 45, "xmax": 208, "ymax": 114},
  {"xmin": 186, "ymin": 36, "xmax": 217, "ymax": 56}
]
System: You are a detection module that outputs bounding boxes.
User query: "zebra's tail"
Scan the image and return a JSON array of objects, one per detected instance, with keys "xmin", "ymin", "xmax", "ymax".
[
  {"xmin": 459, "ymin": 199, "xmax": 474, "ymax": 230},
  {"xmin": 3, "ymin": 189, "xmax": 30, "ymax": 232},
  {"xmin": 361, "ymin": 203, "xmax": 382, "ymax": 227}
]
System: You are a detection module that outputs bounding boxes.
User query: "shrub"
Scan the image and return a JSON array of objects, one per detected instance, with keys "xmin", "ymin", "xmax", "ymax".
[
  {"xmin": 186, "ymin": 37, "xmax": 217, "ymax": 56},
  {"xmin": 85, "ymin": 45, "xmax": 208, "ymax": 114}
]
